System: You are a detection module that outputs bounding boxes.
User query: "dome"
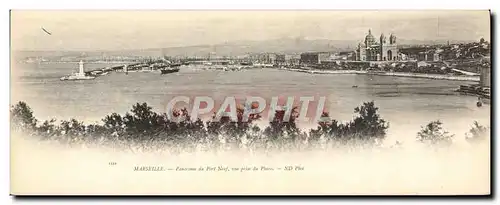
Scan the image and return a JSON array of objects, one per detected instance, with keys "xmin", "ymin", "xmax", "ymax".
[{"xmin": 364, "ymin": 29, "xmax": 376, "ymax": 46}]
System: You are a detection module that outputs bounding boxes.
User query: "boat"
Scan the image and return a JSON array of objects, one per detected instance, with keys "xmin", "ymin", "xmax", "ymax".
[
  {"xmin": 160, "ymin": 68, "xmax": 180, "ymax": 75},
  {"xmin": 457, "ymin": 84, "xmax": 481, "ymax": 94},
  {"xmin": 477, "ymin": 96, "xmax": 490, "ymax": 107},
  {"xmin": 60, "ymin": 60, "xmax": 96, "ymax": 81},
  {"xmin": 170, "ymin": 63, "xmax": 182, "ymax": 67},
  {"xmin": 476, "ymin": 87, "xmax": 490, "ymax": 107},
  {"xmin": 139, "ymin": 65, "xmax": 155, "ymax": 72},
  {"xmin": 90, "ymin": 70, "xmax": 103, "ymax": 75}
]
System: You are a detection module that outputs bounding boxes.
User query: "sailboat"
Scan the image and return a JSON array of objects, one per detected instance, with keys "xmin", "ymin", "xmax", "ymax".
[{"xmin": 60, "ymin": 60, "xmax": 96, "ymax": 81}]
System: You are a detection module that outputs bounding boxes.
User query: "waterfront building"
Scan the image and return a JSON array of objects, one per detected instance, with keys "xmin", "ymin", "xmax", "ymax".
[
  {"xmin": 333, "ymin": 52, "xmax": 354, "ymax": 60},
  {"xmin": 276, "ymin": 54, "xmax": 300, "ymax": 66},
  {"xmin": 355, "ymin": 29, "xmax": 399, "ymax": 61},
  {"xmin": 268, "ymin": 53, "xmax": 277, "ymax": 64},
  {"xmin": 300, "ymin": 52, "xmax": 331, "ymax": 65},
  {"xmin": 250, "ymin": 53, "xmax": 277, "ymax": 64},
  {"xmin": 398, "ymin": 53, "xmax": 408, "ymax": 61},
  {"xmin": 415, "ymin": 50, "xmax": 443, "ymax": 62},
  {"xmin": 276, "ymin": 54, "xmax": 287, "ymax": 65},
  {"xmin": 480, "ymin": 57, "xmax": 491, "ymax": 88}
]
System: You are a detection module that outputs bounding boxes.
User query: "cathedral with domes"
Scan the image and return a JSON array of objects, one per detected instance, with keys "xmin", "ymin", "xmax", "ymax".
[{"xmin": 355, "ymin": 29, "xmax": 399, "ymax": 61}]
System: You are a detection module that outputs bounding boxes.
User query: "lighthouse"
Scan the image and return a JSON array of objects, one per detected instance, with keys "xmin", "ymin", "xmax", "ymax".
[
  {"xmin": 78, "ymin": 60, "xmax": 85, "ymax": 76},
  {"xmin": 59, "ymin": 59, "xmax": 96, "ymax": 80}
]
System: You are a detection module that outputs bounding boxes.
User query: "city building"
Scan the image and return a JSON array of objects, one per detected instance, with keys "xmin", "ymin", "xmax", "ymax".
[
  {"xmin": 480, "ymin": 66, "xmax": 491, "ymax": 88},
  {"xmin": 398, "ymin": 53, "xmax": 408, "ymax": 61},
  {"xmin": 250, "ymin": 53, "xmax": 277, "ymax": 64},
  {"xmin": 276, "ymin": 54, "xmax": 301, "ymax": 66},
  {"xmin": 276, "ymin": 54, "xmax": 287, "ymax": 65},
  {"xmin": 416, "ymin": 50, "xmax": 442, "ymax": 62},
  {"xmin": 268, "ymin": 53, "xmax": 277, "ymax": 64},
  {"xmin": 300, "ymin": 52, "xmax": 331, "ymax": 65},
  {"xmin": 480, "ymin": 57, "xmax": 491, "ymax": 88},
  {"xmin": 333, "ymin": 51, "xmax": 355, "ymax": 60},
  {"xmin": 289, "ymin": 54, "xmax": 301, "ymax": 65},
  {"xmin": 355, "ymin": 29, "xmax": 399, "ymax": 61}
]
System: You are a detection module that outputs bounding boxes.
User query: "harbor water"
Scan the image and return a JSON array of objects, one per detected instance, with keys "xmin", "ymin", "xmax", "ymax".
[{"xmin": 11, "ymin": 62, "xmax": 490, "ymax": 145}]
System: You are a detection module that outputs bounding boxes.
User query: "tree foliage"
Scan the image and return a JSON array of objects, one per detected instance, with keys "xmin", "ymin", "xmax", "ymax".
[
  {"xmin": 11, "ymin": 101, "xmax": 485, "ymax": 153},
  {"xmin": 309, "ymin": 101, "xmax": 389, "ymax": 147},
  {"xmin": 465, "ymin": 121, "xmax": 489, "ymax": 143},
  {"xmin": 10, "ymin": 101, "xmax": 37, "ymax": 130},
  {"xmin": 417, "ymin": 120, "xmax": 454, "ymax": 147}
]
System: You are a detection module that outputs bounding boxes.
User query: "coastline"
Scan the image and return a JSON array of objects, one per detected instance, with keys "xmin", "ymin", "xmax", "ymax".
[{"xmin": 284, "ymin": 68, "xmax": 480, "ymax": 82}]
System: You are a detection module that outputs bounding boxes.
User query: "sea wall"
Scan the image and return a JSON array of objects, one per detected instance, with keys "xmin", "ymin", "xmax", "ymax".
[
  {"xmin": 284, "ymin": 68, "xmax": 480, "ymax": 82},
  {"xmin": 362, "ymin": 72, "xmax": 480, "ymax": 82}
]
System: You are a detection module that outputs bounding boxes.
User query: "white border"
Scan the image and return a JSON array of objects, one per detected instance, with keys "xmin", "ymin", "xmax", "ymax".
[
  {"xmin": 2, "ymin": 0, "xmax": 499, "ymax": 10},
  {"xmin": 2, "ymin": 0, "xmax": 499, "ymax": 204}
]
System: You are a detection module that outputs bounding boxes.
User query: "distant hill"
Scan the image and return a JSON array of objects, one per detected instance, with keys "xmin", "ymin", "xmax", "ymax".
[
  {"xmin": 95, "ymin": 37, "xmax": 358, "ymax": 57},
  {"xmin": 398, "ymin": 39, "xmax": 477, "ymax": 47},
  {"xmin": 13, "ymin": 38, "xmax": 355, "ymax": 59},
  {"xmin": 12, "ymin": 50, "xmax": 82, "ymax": 60},
  {"xmin": 13, "ymin": 37, "xmax": 479, "ymax": 60}
]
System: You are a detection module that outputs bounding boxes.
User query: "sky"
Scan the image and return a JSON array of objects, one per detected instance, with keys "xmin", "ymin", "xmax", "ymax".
[{"xmin": 11, "ymin": 10, "xmax": 491, "ymax": 51}]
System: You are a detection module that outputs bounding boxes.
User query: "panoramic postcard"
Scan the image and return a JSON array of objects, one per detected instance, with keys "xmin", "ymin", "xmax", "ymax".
[{"xmin": 10, "ymin": 10, "xmax": 491, "ymax": 195}]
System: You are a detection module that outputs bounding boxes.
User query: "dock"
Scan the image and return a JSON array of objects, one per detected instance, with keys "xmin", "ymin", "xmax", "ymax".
[
  {"xmin": 81, "ymin": 61, "xmax": 178, "ymax": 77},
  {"xmin": 83, "ymin": 63, "xmax": 142, "ymax": 76}
]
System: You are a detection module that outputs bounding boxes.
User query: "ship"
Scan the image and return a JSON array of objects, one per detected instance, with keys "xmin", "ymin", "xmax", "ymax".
[
  {"xmin": 60, "ymin": 60, "xmax": 96, "ymax": 81},
  {"xmin": 476, "ymin": 87, "xmax": 490, "ymax": 107},
  {"xmin": 160, "ymin": 68, "xmax": 180, "ymax": 75},
  {"xmin": 457, "ymin": 84, "xmax": 481, "ymax": 94},
  {"xmin": 170, "ymin": 63, "xmax": 182, "ymax": 68}
]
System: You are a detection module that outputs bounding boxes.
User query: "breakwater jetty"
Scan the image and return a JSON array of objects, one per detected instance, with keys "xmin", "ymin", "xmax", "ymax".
[
  {"xmin": 284, "ymin": 68, "xmax": 479, "ymax": 82},
  {"xmin": 83, "ymin": 63, "xmax": 141, "ymax": 76}
]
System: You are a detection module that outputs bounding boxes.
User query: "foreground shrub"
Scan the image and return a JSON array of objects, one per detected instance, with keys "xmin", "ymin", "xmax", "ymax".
[
  {"xmin": 308, "ymin": 101, "xmax": 389, "ymax": 147},
  {"xmin": 263, "ymin": 107, "xmax": 306, "ymax": 151},
  {"xmin": 10, "ymin": 101, "xmax": 37, "ymax": 131},
  {"xmin": 10, "ymin": 101, "xmax": 393, "ymax": 152},
  {"xmin": 416, "ymin": 120, "xmax": 454, "ymax": 147},
  {"xmin": 465, "ymin": 121, "xmax": 490, "ymax": 143}
]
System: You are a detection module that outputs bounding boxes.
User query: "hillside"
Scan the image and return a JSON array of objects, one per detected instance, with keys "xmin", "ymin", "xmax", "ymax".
[{"xmin": 13, "ymin": 37, "xmax": 479, "ymax": 60}]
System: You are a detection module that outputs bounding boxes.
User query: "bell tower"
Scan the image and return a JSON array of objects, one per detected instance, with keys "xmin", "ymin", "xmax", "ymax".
[{"xmin": 380, "ymin": 33, "xmax": 387, "ymax": 61}]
